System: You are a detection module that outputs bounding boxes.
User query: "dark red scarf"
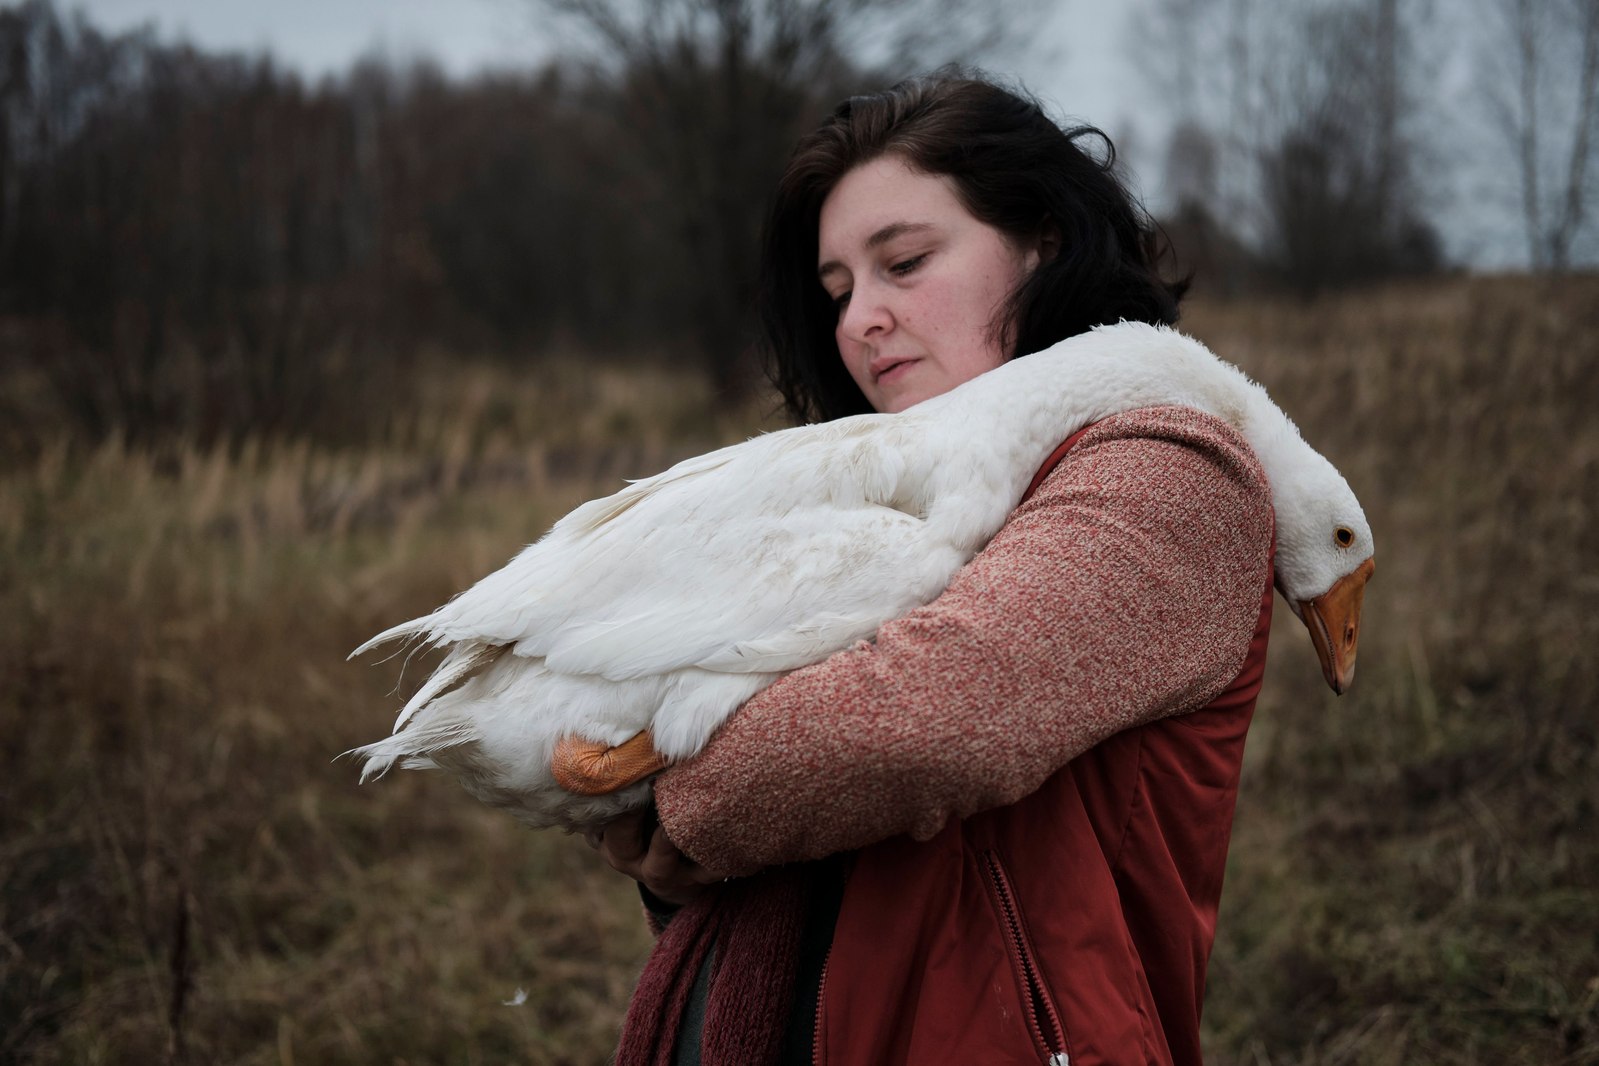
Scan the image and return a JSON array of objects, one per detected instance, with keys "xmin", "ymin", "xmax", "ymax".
[{"xmin": 615, "ymin": 864, "xmax": 817, "ymax": 1065}]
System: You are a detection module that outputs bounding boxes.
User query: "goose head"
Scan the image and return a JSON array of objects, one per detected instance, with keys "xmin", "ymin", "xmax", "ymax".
[{"xmin": 1268, "ymin": 442, "xmax": 1376, "ymax": 695}]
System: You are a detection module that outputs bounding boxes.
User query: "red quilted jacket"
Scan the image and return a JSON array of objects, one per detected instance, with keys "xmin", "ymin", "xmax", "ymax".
[
  {"xmin": 654, "ymin": 407, "xmax": 1277, "ymax": 1064},
  {"xmin": 815, "ymin": 567, "xmax": 1273, "ymax": 1065}
]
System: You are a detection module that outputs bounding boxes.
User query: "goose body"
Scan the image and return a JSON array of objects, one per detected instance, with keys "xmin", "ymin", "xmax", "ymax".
[{"xmin": 350, "ymin": 322, "xmax": 1374, "ymax": 831}]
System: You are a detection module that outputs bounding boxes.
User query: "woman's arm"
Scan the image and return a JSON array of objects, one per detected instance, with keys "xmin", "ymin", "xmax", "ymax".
[{"xmin": 653, "ymin": 405, "xmax": 1275, "ymax": 878}]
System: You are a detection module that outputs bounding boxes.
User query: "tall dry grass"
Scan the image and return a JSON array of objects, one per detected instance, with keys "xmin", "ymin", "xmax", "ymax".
[
  {"xmin": 0, "ymin": 358, "xmax": 775, "ymax": 1064},
  {"xmin": 2, "ymin": 277, "xmax": 1596, "ymax": 1064},
  {"xmin": 1183, "ymin": 276, "xmax": 1599, "ymax": 1064}
]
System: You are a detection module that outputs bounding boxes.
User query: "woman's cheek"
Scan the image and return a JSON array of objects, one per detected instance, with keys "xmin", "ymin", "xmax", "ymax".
[{"xmin": 836, "ymin": 334, "xmax": 866, "ymax": 383}]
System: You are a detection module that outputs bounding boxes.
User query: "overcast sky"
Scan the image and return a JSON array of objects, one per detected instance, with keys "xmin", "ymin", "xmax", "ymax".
[
  {"xmin": 62, "ymin": 0, "xmax": 1157, "ymax": 142},
  {"xmin": 67, "ymin": 0, "xmax": 542, "ymax": 78},
  {"xmin": 53, "ymin": 0, "xmax": 1557, "ymax": 268}
]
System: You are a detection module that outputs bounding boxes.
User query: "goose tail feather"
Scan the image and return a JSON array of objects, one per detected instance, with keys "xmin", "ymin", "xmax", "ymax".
[
  {"xmin": 392, "ymin": 643, "xmax": 509, "ymax": 731},
  {"xmin": 347, "ymin": 717, "xmax": 478, "ymax": 781},
  {"xmin": 349, "ymin": 615, "xmax": 435, "ymax": 660}
]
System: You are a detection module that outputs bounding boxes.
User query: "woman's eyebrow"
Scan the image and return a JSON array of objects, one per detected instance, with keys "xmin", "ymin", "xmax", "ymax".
[
  {"xmin": 818, "ymin": 221, "xmax": 935, "ymax": 279},
  {"xmin": 865, "ymin": 220, "xmax": 934, "ymax": 248}
]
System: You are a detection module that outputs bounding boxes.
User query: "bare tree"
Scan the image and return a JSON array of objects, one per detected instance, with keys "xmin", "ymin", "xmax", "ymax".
[
  {"xmin": 1484, "ymin": 0, "xmax": 1599, "ymax": 271},
  {"xmin": 524, "ymin": 0, "xmax": 1042, "ymax": 393},
  {"xmin": 1133, "ymin": 0, "xmax": 1444, "ymax": 293}
]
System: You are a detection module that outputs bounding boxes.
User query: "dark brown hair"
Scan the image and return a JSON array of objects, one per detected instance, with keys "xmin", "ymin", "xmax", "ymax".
[{"xmin": 758, "ymin": 72, "xmax": 1187, "ymax": 423}]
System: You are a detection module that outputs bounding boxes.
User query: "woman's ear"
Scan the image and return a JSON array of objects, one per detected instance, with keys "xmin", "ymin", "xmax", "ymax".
[
  {"xmin": 1016, "ymin": 224, "xmax": 1060, "ymax": 273},
  {"xmin": 1037, "ymin": 221, "xmax": 1062, "ymax": 265}
]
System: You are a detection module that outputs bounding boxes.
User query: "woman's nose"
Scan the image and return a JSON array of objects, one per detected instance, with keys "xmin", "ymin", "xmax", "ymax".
[{"xmin": 839, "ymin": 285, "xmax": 892, "ymax": 342}]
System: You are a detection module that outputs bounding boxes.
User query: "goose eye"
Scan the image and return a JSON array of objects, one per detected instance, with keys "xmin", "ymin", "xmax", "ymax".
[{"xmin": 1334, "ymin": 526, "xmax": 1355, "ymax": 548}]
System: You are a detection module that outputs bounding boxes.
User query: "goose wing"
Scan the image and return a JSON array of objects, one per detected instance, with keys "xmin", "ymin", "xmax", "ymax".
[{"xmin": 373, "ymin": 413, "xmax": 972, "ymax": 681}]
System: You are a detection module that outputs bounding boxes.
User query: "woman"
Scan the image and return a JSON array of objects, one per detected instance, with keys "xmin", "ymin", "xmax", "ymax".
[{"xmin": 591, "ymin": 73, "xmax": 1275, "ymax": 1066}]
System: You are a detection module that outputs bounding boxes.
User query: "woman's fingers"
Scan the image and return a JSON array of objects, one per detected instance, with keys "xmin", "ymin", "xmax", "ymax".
[
  {"xmin": 587, "ymin": 807, "xmax": 718, "ymax": 906},
  {"xmin": 636, "ymin": 825, "xmax": 716, "ymax": 905},
  {"xmin": 593, "ymin": 809, "xmax": 651, "ymax": 868}
]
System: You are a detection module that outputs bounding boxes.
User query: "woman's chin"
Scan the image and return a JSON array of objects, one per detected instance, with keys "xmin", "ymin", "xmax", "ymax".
[{"xmin": 872, "ymin": 370, "xmax": 929, "ymax": 413}]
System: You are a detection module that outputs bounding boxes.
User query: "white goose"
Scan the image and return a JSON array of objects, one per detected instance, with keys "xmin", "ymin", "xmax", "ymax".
[{"xmin": 350, "ymin": 322, "xmax": 1374, "ymax": 831}]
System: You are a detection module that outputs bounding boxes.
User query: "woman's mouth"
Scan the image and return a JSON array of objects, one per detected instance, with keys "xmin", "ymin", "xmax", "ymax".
[{"xmin": 873, "ymin": 357, "xmax": 919, "ymax": 384}]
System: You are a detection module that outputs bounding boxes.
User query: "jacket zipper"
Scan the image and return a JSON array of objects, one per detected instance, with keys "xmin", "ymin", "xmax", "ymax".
[
  {"xmin": 811, "ymin": 942, "xmax": 832, "ymax": 1066},
  {"xmin": 983, "ymin": 849, "xmax": 1071, "ymax": 1066}
]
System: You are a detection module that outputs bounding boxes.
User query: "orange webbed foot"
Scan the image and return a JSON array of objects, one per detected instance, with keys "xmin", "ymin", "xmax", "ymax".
[{"xmin": 552, "ymin": 730, "xmax": 670, "ymax": 795}]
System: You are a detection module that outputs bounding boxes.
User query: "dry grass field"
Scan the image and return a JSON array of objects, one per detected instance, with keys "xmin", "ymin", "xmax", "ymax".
[{"xmin": 3, "ymin": 275, "xmax": 1596, "ymax": 1064}]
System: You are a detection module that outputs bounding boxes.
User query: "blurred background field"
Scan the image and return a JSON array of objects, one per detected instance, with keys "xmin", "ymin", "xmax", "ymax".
[
  {"xmin": 5, "ymin": 276, "xmax": 1596, "ymax": 1065},
  {"xmin": 0, "ymin": 356, "xmax": 771, "ymax": 1064},
  {"xmin": 4, "ymin": 0, "xmax": 1599, "ymax": 1062}
]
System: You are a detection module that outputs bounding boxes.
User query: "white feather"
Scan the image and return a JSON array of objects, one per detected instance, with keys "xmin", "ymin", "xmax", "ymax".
[{"xmin": 348, "ymin": 323, "xmax": 1374, "ymax": 830}]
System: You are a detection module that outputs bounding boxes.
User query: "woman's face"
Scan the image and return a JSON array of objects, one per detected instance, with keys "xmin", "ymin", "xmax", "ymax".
[{"xmin": 817, "ymin": 155, "xmax": 1040, "ymax": 414}]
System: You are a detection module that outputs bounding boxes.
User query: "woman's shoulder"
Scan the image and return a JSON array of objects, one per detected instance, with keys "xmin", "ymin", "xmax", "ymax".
[
  {"xmin": 1039, "ymin": 403, "xmax": 1272, "ymax": 503},
  {"xmin": 1010, "ymin": 403, "xmax": 1275, "ymax": 574}
]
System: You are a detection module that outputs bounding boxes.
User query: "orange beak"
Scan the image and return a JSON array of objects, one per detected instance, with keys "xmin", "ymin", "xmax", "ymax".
[
  {"xmin": 1297, "ymin": 557, "xmax": 1374, "ymax": 695},
  {"xmin": 552, "ymin": 730, "xmax": 670, "ymax": 795}
]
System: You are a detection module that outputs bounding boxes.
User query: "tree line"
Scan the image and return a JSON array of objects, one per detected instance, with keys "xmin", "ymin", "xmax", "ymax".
[
  {"xmin": 1, "ymin": 0, "xmax": 1595, "ymax": 446},
  {"xmin": 0, "ymin": 0, "xmax": 880, "ymax": 444},
  {"xmin": 1135, "ymin": 0, "xmax": 1599, "ymax": 291}
]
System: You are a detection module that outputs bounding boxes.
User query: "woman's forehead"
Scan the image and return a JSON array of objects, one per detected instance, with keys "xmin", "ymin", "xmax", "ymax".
[{"xmin": 817, "ymin": 159, "xmax": 968, "ymax": 263}]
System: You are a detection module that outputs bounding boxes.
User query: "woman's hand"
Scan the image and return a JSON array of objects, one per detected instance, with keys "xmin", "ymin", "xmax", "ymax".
[{"xmin": 584, "ymin": 805, "xmax": 722, "ymax": 907}]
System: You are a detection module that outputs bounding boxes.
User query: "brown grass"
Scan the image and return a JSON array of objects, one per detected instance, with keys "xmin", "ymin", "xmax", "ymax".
[
  {"xmin": 1183, "ymin": 276, "xmax": 1599, "ymax": 1065},
  {"xmin": 0, "ymin": 359, "xmax": 774, "ymax": 1064},
  {"xmin": 2, "ymin": 276, "xmax": 1596, "ymax": 1063}
]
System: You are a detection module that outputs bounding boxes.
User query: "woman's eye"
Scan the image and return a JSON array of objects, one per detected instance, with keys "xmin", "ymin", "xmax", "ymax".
[
  {"xmin": 889, "ymin": 254, "xmax": 926, "ymax": 277},
  {"xmin": 832, "ymin": 291, "xmax": 851, "ymax": 313}
]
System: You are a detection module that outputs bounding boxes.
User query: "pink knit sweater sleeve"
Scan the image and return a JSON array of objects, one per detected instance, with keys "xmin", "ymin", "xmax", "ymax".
[{"xmin": 653, "ymin": 405, "xmax": 1276, "ymax": 877}]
